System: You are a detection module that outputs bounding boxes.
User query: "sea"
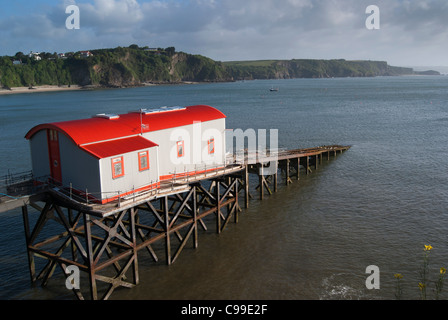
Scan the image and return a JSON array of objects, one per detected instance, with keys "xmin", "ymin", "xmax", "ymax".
[{"xmin": 0, "ymin": 75, "xmax": 448, "ymax": 301}]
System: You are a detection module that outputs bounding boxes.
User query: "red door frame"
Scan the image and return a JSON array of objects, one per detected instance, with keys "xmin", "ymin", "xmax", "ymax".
[{"xmin": 47, "ymin": 129, "xmax": 62, "ymax": 183}]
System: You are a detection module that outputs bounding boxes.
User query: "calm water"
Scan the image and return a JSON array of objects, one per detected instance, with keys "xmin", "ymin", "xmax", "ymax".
[{"xmin": 1, "ymin": 76, "xmax": 448, "ymax": 300}]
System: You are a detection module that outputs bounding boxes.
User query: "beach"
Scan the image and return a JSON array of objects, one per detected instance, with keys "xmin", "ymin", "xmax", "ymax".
[
  {"xmin": 0, "ymin": 85, "xmax": 86, "ymax": 95},
  {"xmin": 0, "ymin": 82, "xmax": 205, "ymax": 96}
]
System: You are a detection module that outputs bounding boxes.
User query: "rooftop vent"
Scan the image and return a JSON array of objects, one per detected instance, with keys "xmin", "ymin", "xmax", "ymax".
[
  {"xmin": 93, "ymin": 113, "xmax": 120, "ymax": 120},
  {"xmin": 130, "ymin": 106, "xmax": 186, "ymax": 115}
]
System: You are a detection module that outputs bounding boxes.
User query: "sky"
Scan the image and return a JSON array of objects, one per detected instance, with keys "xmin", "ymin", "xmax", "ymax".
[{"xmin": 0, "ymin": 0, "xmax": 447, "ymax": 68}]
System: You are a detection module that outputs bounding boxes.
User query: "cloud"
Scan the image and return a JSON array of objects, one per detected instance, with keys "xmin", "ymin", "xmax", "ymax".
[
  {"xmin": 139, "ymin": 0, "xmax": 218, "ymax": 33},
  {"xmin": 1, "ymin": 0, "xmax": 448, "ymax": 66},
  {"xmin": 78, "ymin": 0, "xmax": 144, "ymax": 35},
  {"xmin": 0, "ymin": 9, "xmax": 68, "ymax": 54}
]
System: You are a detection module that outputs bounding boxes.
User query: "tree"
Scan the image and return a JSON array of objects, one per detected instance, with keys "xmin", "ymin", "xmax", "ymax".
[
  {"xmin": 15, "ymin": 52, "xmax": 25, "ymax": 59},
  {"xmin": 165, "ymin": 47, "xmax": 176, "ymax": 56}
]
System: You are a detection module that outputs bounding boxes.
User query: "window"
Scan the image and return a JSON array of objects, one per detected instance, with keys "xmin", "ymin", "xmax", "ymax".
[
  {"xmin": 48, "ymin": 129, "xmax": 58, "ymax": 141},
  {"xmin": 111, "ymin": 157, "xmax": 124, "ymax": 179},
  {"xmin": 177, "ymin": 141, "xmax": 184, "ymax": 158},
  {"xmin": 138, "ymin": 151, "xmax": 149, "ymax": 171},
  {"xmin": 208, "ymin": 138, "xmax": 215, "ymax": 154}
]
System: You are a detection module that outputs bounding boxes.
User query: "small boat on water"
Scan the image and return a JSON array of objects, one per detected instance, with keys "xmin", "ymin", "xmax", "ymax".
[{"xmin": 269, "ymin": 87, "xmax": 279, "ymax": 92}]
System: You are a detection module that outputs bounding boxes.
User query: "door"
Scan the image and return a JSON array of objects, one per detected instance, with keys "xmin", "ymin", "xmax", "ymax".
[{"xmin": 47, "ymin": 129, "xmax": 62, "ymax": 183}]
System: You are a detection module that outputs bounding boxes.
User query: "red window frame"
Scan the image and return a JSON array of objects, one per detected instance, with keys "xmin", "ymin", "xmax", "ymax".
[
  {"xmin": 111, "ymin": 156, "xmax": 125, "ymax": 179},
  {"xmin": 138, "ymin": 151, "xmax": 150, "ymax": 171},
  {"xmin": 208, "ymin": 138, "xmax": 215, "ymax": 154},
  {"xmin": 177, "ymin": 141, "xmax": 184, "ymax": 158}
]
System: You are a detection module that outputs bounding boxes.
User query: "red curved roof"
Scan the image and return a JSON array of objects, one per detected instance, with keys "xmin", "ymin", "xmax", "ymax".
[{"xmin": 25, "ymin": 105, "xmax": 226, "ymax": 146}]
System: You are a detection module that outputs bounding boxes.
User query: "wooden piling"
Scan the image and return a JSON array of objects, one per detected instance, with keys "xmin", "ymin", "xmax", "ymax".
[
  {"xmin": 285, "ymin": 159, "xmax": 291, "ymax": 185},
  {"xmin": 244, "ymin": 166, "xmax": 249, "ymax": 208},
  {"xmin": 296, "ymin": 157, "xmax": 300, "ymax": 180},
  {"xmin": 21, "ymin": 205, "xmax": 35, "ymax": 283}
]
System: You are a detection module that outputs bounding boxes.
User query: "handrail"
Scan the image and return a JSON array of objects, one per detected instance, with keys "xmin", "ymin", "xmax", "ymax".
[
  {"xmin": 0, "ymin": 170, "xmax": 34, "ymax": 188},
  {"xmin": 1, "ymin": 161, "xmax": 244, "ymax": 206}
]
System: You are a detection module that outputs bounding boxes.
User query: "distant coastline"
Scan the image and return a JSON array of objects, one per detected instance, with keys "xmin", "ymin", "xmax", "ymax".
[
  {"xmin": 0, "ymin": 74, "xmax": 443, "ymax": 96},
  {"xmin": 2, "ymin": 45, "xmax": 442, "ymax": 93}
]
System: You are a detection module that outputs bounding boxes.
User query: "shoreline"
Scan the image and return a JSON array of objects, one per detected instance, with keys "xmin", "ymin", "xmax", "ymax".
[
  {"xmin": 0, "ymin": 85, "xmax": 87, "ymax": 95},
  {"xmin": 0, "ymin": 81, "xmax": 204, "ymax": 96},
  {"xmin": 1, "ymin": 75, "xmax": 441, "ymax": 96}
]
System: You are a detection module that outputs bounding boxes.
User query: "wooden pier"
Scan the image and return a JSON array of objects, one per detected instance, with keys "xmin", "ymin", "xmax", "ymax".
[{"xmin": 0, "ymin": 144, "xmax": 350, "ymax": 300}]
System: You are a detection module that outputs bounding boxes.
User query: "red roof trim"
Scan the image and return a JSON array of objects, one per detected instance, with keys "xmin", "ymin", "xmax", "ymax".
[
  {"xmin": 25, "ymin": 105, "xmax": 226, "ymax": 146},
  {"xmin": 81, "ymin": 136, "xmax": 158, "ymax": 159}
]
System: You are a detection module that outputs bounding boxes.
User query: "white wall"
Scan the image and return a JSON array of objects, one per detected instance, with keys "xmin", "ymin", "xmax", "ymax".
[
  {"xmin": 143, "ymin": 118, "xmax": 226, "ymax": 179},
  {"xmin": 58, "ymin": 133, "xmax": 102, "ymax": 196},
  {"xmin": 29, "ymin": 130, "xmax": 50, "ymax": 179},
  {"xmin": 99, "ymin": 146, "xmax": 159, "ymax": 200}
]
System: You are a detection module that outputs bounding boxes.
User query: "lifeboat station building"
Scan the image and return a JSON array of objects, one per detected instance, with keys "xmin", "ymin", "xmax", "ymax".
[{"xmin": 25, "ymin": 105, "xmax": 227, "ymax": 204}]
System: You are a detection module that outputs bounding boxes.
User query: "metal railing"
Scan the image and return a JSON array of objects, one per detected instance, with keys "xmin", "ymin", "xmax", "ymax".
[
  {"xmin": 45, "ymin": 178, "xmax": 161, "ymax": 207},
  {"xmin": 231, "ymin": 148, "xmax": 284, "ymax": 165},
  {"xmin": 1, "ymin": 161, "xmax": 245, "ymax": 207},
  {"xmin": 166, "ymin": 162, "xmax": 244, "ymax": 186},
  {"xmin": 0, "ymin": 170, "xmax": 46, "ymax": 200},
  {"xmin": 0, "ymin": 170, "xmax": 33, "ymax": 188}
]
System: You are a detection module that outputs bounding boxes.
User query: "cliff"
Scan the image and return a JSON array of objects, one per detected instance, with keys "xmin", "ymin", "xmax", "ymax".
[
  {"xmin": 0, "ymin": 46, "xmax": 438, "ymax": 89},
  {"xmin": 0, "ymin": 46, "xmax": 233, "ymax": 89},
  {"xmin": 76, "ymin": 47, "xmax": 233, "ymax": 87},
  {"xmin": 223, "ymin": 59, "xmax": 417, "ymax": 80}
]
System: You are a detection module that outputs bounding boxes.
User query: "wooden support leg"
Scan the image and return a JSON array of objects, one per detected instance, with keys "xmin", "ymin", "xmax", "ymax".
[
  {"xmin": 84, "ymin": 213, "xmax": 98, "ymax": 300},
  {"xmin": 262, "ymin": 175, "xmax": 272, "ymax": 196},
  {"xmin": 285, "ymin": 159, "xmax": 292, "ymax": 185},
  {"xmin": 192, "ymin": 186, "xmax": 198, "ymax": 248},
  {"xmin": 234, "ymin": 178, "xmax": 239, "ymax": 223},
  {"xmin": 163, "ymin": 197, "xmax": 171, "ymax": 265},
  {"xmin": 21, "ymin": 205, "xmax": 36, "ymax": 283},
  {"xmin": 274, "ymin": 170, "xmax": 278, "ymax": 192},
  {"xmin": 130, "ymin": 208, "xmax": 139, "ymax": 286},
  {"xmin": 297, "ymin": 157, "xmax": 300, "ymax": 180},
  {"xmin": 68, "ymin": 208, "xmax": 78, "ymax": 262},
  {"xmin": 244, "ymin": 166, "xmax": 249, "ymax": 209},
  {"xmin": 216, "ymin": 181, "xmax": 221, "ymax": 233},
  {"xmin": 306, "ymin": 156, "xmax": 309, "ymax": 175}
]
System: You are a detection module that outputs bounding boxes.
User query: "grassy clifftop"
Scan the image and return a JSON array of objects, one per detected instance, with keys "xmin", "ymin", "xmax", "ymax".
[
  {"xmin": 224, "ymin": 59, "xmax": 416, "ymax": 80},
  {"xmin": 0, "ymin": 45, "xmax": 433, "ymax": 89}
]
